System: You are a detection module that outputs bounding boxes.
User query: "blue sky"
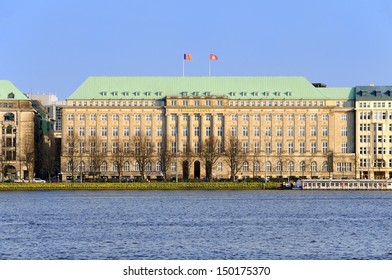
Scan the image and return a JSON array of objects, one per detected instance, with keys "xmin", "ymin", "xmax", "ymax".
[{"xmin": 1, "ymin": 0, "xmax": 391, "ymax": 99}]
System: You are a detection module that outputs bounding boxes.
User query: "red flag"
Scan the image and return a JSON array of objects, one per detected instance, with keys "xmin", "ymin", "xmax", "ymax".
[
  {"xmin": 184, "ymin": 54, "xmax": 192, "ymax": 60},
  {"xmin": 209, "ymin": 54, "xmax": 218, "ymax": 60}
]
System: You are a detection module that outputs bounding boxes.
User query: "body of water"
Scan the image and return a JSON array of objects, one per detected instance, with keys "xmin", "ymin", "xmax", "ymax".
[{"xmin": 1, "ymin": 190, "xmax": 392, "ymax": 259}]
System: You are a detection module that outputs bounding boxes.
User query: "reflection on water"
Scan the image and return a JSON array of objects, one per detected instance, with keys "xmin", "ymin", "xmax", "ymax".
[{"xmin": 1, "ymin": 190, "xmax": 392, "ymax": 259}]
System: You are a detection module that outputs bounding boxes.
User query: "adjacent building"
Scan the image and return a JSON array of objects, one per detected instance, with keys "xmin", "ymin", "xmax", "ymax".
[{"xmin": 0, "ymin": 80, "xmax": 36, "ymax": 181}]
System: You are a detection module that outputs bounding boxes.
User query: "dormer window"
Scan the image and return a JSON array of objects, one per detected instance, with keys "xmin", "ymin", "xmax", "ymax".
[{"xmin": 7, "ymin": 92, "xmax": 14, "ymax": 99}]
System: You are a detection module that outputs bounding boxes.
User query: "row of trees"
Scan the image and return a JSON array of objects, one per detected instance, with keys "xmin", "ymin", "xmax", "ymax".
[
  {"xmin": 64, "ymin": 132, "xmax": 355, "ymax": 182},
  {"xmin": 64, "ymin": 133, "xmax": 257, "ymax": 182}
]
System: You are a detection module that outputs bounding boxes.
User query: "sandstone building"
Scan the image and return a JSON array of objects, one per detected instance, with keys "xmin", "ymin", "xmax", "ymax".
[{"xmin": 61, "ymin": 76, "xmax": 359, "ymax": 181}]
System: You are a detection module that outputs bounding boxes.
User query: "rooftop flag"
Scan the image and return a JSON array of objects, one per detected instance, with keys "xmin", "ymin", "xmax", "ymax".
[
  {"xmin": 209, "ymin": 54, "xmax": 218, "ymax": 60},
  {"xmin": 184, "ymin": 54, "xmax": 192, "ymax": 60}
]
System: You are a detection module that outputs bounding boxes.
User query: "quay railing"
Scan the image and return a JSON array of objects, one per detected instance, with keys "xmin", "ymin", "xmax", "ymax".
[{"xmin": 302, "ymin": 179, "xmax": 392, "ymax": 190}]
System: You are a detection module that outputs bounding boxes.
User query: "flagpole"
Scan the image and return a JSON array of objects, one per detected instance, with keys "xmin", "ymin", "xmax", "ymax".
[
  {"xmin": 183, "ymin": 58, "xmax": 185, "ymax": 76},
  {"xmin": 209, "ymin": 59, "xmax": 211, "ymax": 76}
]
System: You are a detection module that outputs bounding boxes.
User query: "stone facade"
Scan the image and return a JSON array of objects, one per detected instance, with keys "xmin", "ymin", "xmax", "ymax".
[{"xmin": 60, "ymin": 76, "xmax": 358, "ymax": 181}]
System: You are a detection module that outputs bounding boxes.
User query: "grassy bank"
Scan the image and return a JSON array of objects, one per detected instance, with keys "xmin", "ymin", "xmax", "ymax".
[{"xmin": 0, "ymin": 182, "xmax": 279, "ymax": 191}]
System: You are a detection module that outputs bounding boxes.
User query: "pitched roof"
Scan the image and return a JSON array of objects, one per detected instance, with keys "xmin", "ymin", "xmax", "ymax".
[
  {"xmin": 68, "ymin": 76, "xmax": 349, "ymax": 100},
  {"xmin": 0, "ymin": 80, "xmax": 28, "ymax": 100}
]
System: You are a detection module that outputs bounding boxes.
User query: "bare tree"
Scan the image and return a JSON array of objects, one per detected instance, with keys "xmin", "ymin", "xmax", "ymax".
[
  {"xmin": 112, "ymin": 142, "xmax": 129, "ymax": 182},
  {"xmin": 199, "ymin": 136, "xmax": 222, "ymax": 180},
  {"xmin": 159, "ymin": 142, "xmax": 174, "ymax": 181},
  {"xmin": 20, "ymin": 133, "xmax": 35, "ymax": 182},
  {"xmin": 86, "ymin": 137, "xmax": 105, "ymax": 182},
  {"xmin": 129, "ymin": 134, "xmax": 155, "ymax": 180},
  {"xmin": 224, "ymin": 137, "xmax": 248, "ymax": 181},
  {"xmin": 181, "ymin": 141, "xmax": 196, "ymax": 180},
  {"xmin": 41, "ymin": 133, "xmax": 58, "ymax": 180},
  {"xmin": 63, "ymin": 131, "xmax": 80, "ymax": 182}
]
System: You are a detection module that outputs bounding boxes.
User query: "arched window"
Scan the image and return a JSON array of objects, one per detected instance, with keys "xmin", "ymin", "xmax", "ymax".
[
  {"xmin": 100, "ymin": 161, "xmax": 107, "ymax": 172},
  {"xmin": 311, "ymin": 161, "xmax": 317, "ymax": 172},
  {"xmin": 254, "ymin": 161, "xmax": 260, "ymax": 172},
  {"xmin": 124, "ymin": 161, "xmax": 130, "ymax": 172},
  {"xmin": 277, "ymin": 161, "xmax": 282, "ymax": 172},
  {"xmin": 146, "ymin": 162, "xmax": 152, "ymax": 172},
  {"xmin": 242, "ymin": 161, "xmax": 249, "ymax": 171},
  {"xmin": 6, "ymin": 125, "xmax": 13, "ymax": 134},
  {"xmin": 67, "ymin": 161, "xmax": 73, "ymax": 172},
  {"xmin": 112, "ymin": 162, "xmax": 118, "ymax": 172},
  {"xmin": 266, "ymin": 161, "xmax": 272, "ymax": 172},
  {"xmin": 78, "ymin": 161, "xmax": 85, "ymax": 172},
  {"xmin": 156, "ymin": 161, "xmax": 162, "ymax": 173},
  {"xmin": 322, "ymin": 161, "xmax": 328, "ymax": 172},
  {"xmin": 90, "ymin": 162, "xmax": 95, "ymax": 172},
  {"xmin": 135, "ymin": 162, "xmax": 140, "ymax": 171},
  {"xmin": 288, "ymin": 161, "xmax": 294, "ymax": 172},
  {"xmin": 299, "ymin": 161, "xmax": 306, "ymax": 172}
]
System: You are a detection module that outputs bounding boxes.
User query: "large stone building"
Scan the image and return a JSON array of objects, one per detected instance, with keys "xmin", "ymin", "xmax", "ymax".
[
  {"xmin": 61, "ymin": 76, "xmax": 359, "ymax": 181},
  {"xmin": 0, "ymin": 80, "xmax": 36, "ymax": 181}
]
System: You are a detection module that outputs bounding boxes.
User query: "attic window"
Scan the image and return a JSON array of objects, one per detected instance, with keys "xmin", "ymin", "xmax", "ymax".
[
  {"xmin": 134, "ymin": 92, "xmax": 140, "ymax": 96},
  {"xmin": 253, "ymin": 92, "xmax": 259, "ymax": 96},
  {"xmin": 112, "ymin": 91, "xmax": 118, "ymax": 96},
  {"xmin": 181, "ymin": 91, "xmax": 188, "ymax": 96},
  {"xmin": 101, "ymin": 91, "xmax": 107, "ymax": 96},
  {"xmin": 264, "ymin": 91, "xmax": 269, "ymax": 96},
  {"xmin": 241, "ymin": 92, "xmax": 247, "ymax": 96},
  {"xmin": 286, "ymin": 91, "xmax": 292, "ymax": 96},
  {"xmin": 205, "ymin": 91, "xmax": 211, "ymax": 96},
  {"xmin": 145, "ymin": 92, "xmax": 151, "ymax": 96},
  {"xmin": 275, "ymin": 92, "xmax": 281, "ymax": 96},
  {"xmin": 156, "ymin": 91, "xmax": 162, "ymax": 96},
  {"xmin": 123, "ymin": 91, "xmax": 129, "ymax": 96},
  {"xmin": 193, "ymin": 92, "xmax": 199, "ymax": 96},
  {"xmin": 7, "ymin": 92, "xmax": 14, "ymax": 99}
]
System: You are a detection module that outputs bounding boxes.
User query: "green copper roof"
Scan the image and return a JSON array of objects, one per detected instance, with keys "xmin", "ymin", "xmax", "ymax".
[
  {"xmin": 318, "ymin": 87, "xmax": 355, "ymax": 100},
  {"xmin": 0, "ymin": 80, "xmax": 28, "ymax": 100},
  {"xmin": 68, "ymin": 76, "xmax": 349, "ymax": 100}
]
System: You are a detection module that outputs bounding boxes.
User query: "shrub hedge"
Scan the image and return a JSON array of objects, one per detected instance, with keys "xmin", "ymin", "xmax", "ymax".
[{"xmin": 0, "ymin": 182, "xmax": 279, "ymax": 191}]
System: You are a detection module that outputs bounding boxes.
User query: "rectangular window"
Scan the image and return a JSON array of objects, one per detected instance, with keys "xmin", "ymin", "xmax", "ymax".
[
  {"xmin": 134, "ymin": 127, "xmax": 140, "ymax": 136},
  {"xmin": 182, "ymin": 127, "xmax": 188, "ymax": 137},
  {"xmin": 79, "ymin": 114, "xmax": 85, "ymax": 121},
  {"xmin": 124, "ymin": 127, "xmax": 130, "ymax": 136},
  {"xmin": 288, "ymin": 142, "xmax": 294, "ymax": 154},
  {"xmin": 157, "ymin": 127, "xmax": 163, "ymax": 136},
  {"xmin": 218, "ymin": 127, "xmax": 223, "ymax": 137},
  {"xmin": 288, "ymin": 127, "xmax": 294, "ymax": 137},
  {"xmin": 254, "ymin": 142, "xmax": 260, "ymax": 153},
  {"xmin": 231, "ymin": 127, "xmax": 237, "ymax": 137},
  {"xmin": 242, "ymin": 127, "xmax": 248, "ymax": 137},
  {"xmin": 311, "ymin": 127, "xmax": 317, "ymax": 136},
  {"xmin": 322, "ymin": 142, "xmax": 328, "ymax": 153},
  {"xmin": 124, "ymin": 114, "xmax": 130, "ymax": 121},
  {"xmin": 242, "ymin": 142, "xmax": 249, "ymax": 153},
  {"xmin": 299, "ymin": 142, "xmax": 305, "ymax": 154},
  {"xmin": 299, "ymin": 127, "xmax": 305, "ymax": 136},
  {"xmin": 341, "ymin": 127, "xmax": 347, "ymax": 136},
  {"xmin": 265, "ymin": 127, "xmax": 271, "ymax": 136},
  {"xmin": 112, "ymin": 114, "xmax": 119, "ymax": 121},
  {"xmin": 206, "ymin": 127, "xmax": 211, "ymax": 136},
  {"xmin": 276, "ymin": 127, "xmax": 283, "ymax": 137},
  {"xmin": 134, "ymin": 115, "xmax": 141, "ymax": 121},
  {"xmin": 311, "ymin": 142, "xmax": 317, "ymax": 153},
  {"xmin": 277, "ymin": 142, "xmax": 282, "ymax": 154},
  {"xmin": 101, "ymin": 114, "xmax": 107, "ymax": 121},
  {"xmin": 146, "ymin": 127, "xmax": 152, "ymax": 136},
  {"xmin": 341, "ymin": 143, "xmax": 348, "ymax": 153},
  {"xmin": 79, "ymin": 127, "xmax": 85, "ymax": 137},
  {"xmin": 101, "ymin": 142, "xmax": 107, "ymax": 153},
  {"xmin": 112, "ymin": 127, "xmax": 118, "ymax": 136},
  {"xmin": 254, "ymin": 127, "xmax": 260, "ymax": 137},
  {"xmin": 90, "ymin": 127, "xmax": 96, "ymax": 136},
  {"xmin": 101, "ymin": 127, "xmax": 107, "ymax": 137},
  {"xmin": 194, "ymin": 127, "xmax": 200, "ymax": 136}
]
